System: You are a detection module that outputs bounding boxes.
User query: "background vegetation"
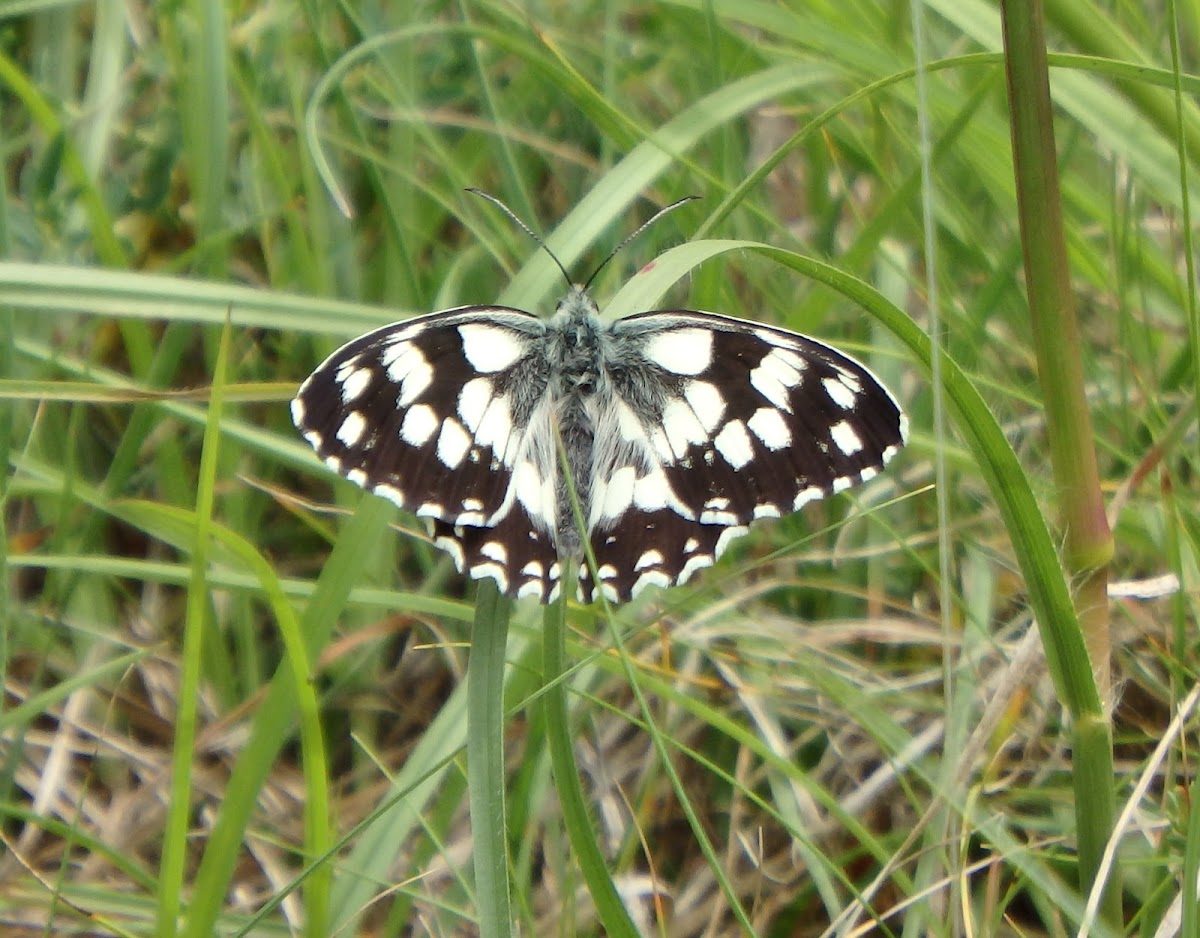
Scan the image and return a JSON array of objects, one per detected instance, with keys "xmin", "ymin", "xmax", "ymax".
[{"xmin": 1, "ymin": 1, "xmax": 1195, "ymax": 936}]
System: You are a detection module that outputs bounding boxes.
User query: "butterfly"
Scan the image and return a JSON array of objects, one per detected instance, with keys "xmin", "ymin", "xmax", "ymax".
[{"xmin": 292, "ymin": 193, "xmax": 906, "ymax": 604}]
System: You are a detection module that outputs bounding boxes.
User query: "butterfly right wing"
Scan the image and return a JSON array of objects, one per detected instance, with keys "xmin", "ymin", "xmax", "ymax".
[
  {"xmin": 291, "ymin": 306, "xmax": 564, "ymax": 600},
  {"xmin": 578, "ymin": 309, "xmax": 907, "ymax": 604}
]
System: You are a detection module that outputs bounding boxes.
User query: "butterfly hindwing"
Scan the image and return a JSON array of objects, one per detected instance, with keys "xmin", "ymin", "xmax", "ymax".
[{"xmin": 430, "ymin": 508, "xmax": 562, "ymax": 602}]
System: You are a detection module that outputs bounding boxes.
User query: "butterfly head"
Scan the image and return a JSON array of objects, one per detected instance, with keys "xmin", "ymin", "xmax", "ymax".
[
  {"xmin": 553, "ymin": 284, "xmax": 601, "ymax": 324},
  {"xmin": 546, "ymin": 285, "xmax": 610, "ymax": 392}
]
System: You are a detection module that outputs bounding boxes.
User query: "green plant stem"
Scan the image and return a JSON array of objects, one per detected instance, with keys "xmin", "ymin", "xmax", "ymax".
[{"xmin": 1000, "ymin": 0, "xmax": 1118, "ymax": 924}]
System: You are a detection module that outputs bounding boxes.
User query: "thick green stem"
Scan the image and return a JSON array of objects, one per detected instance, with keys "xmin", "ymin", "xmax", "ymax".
[
  {"xmin": 1000, "ymin": 3, "xmax": 1114, "ymax": 595},
  {"xmin": 1000, "ymin": 0, "xmax": 1118, "ymax": 925}
]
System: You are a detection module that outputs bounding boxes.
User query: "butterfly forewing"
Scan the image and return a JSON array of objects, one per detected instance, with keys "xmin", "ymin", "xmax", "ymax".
[{"xmin": 292, "ymin": 307, "xmax": 570, "ymax": 593}]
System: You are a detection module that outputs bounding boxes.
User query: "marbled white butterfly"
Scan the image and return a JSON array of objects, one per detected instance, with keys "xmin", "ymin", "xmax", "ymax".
[{"xmin": 292, "ymin": 193, "xmax": 907, "ymax": 604}]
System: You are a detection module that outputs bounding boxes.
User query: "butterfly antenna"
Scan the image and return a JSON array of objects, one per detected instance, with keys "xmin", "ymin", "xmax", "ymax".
[
  {"xmin": 466, "ymin": 188, "xmax": 573, "ymax": 289},
  {"xmin": 582, "ymin": 194, "xmax": 701, "ymax": 292}
]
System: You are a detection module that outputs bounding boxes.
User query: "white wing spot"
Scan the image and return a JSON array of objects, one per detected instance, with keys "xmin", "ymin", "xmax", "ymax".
[
  {"xmin": 434, "ymin": 535, "xmax": 465, "ymax": 570},
  {"xmin": 747, "ymin": 407, "xmax": 791, "ymax": 450},
  {"xmin": 481, "ymin": 541, "xmax": 507, "ymax": 564},
  {"xmin": 679, "ymin": 552, "xmax": 713, "ymax": 583},
  {"xmin": 753, "ymin": 327, "xmax": 787, "ymax": 346},
  {"xmin": 400, "ymin": 404, "xmax": 439, "ymax": 446},
  {"xmin": 516, "ymin": 580, "xmax": 546, "ymax": 600},
  {"xmin": 753, "ymin": 503, "xmax": 781, "ymax": 519},
  {"xmin": 346, "ymin": 469, "xmax": 367, "ymax": 487},
  {"xmin": 323, "ymin": 454, "xmax": 342, "ymax": 473},
  {"xmin": 436, "ymin": 418, "xmax": 471, "ymax": 468},
  {"xmin": 469, "ymin": 562, "xmax": 508, "ymax": 593},
  {"xmin": 793, "ymin": 486, "xmax": 824, "ymax": 510},
  {"xmin": 662, "ymin": 399, "xmax": 709, "ymax": 457},
  {"xmin": 513, "ymin": 461, "xmax": 555, "ymax": 531},
  {"xmin": 337, "ymin": 367, "xmax": 373, "ymax": 403},
  {"xmin": 830, "ymin": 420, "xmax": 864, "ymax": 456},
  {"xmin": 596, "ymin": 465, "xmax": 636, "ymax": 524},
  {"xmin": 649, "ymin": 428, "xmax": 674, "ymax": 461},
  {"xmin": 644, "ymin": 328, "xmax": 714, "ymax": 376},
  {"xmin": 290, "ymin": 398, "xmax": 306, "ymax": 426},
  {"xmin": 462, "ymin": 497, "xmax": 484, "ymax": 511},
  {"xmin": 475, "ymin": 396, "xmax": 514, "ymax": 459},
  {"xmin": 521, "ymin": 560, "xmax": 544, "ymax": 577},
  {"xmin": 457, "ymin": 377, "xmax": 493, "ymax": 432},
  {"xmin": 832, "ymin": 475, "xmax": 855, "ymax": 494},
  {"xmin": 823, "ymin": 376, "xmax": 859, "ymax": 411},
  {"xmin": 836, "ymin": 369, "xmax": 863, "ymax": 394},
  {"xmin": 382, "ymin": 343, "xmax": 433, "ymax": 406},
  {"xmin": 394, "ymin": 322, "xmax": 426, "ymax": 342},
  {"xmin": 749, "ymin": 348, "xmax": 804, "ymax": 411},
  {"xmin": 381, "ymin": 341, "xmax": 412, "ymax": 374},
  {"xmin": 610, "ymin": 397, "xmax": 646, "ymax": 446},
  {"xmin": 459, "ymin": 323, "xmax": 525, "ymax": 372},
  {"xmin": 683, "ymin": 380, "xmax": 725, "ymax": 432},
  {"xmin": 700, "ymin": 496, "xmax": 735, "ymax": 522},
  {"xmin": 635, "ymin": 549, "xmax": 664, "ymax": 570},
  {"xmin": 771, "ymin": 347, "xmax": 805, "ymax": 371},
  {"xmin": 633, "ymin": 468, "xmax": 695, "ymax": 519},
  {"xmin": 374, "ymin": 483, "xmax": 404, "ymax": 506},
  {"xmin": 713, "ymin": 419, "xmax": 754, "ymax": 469},
  {"xmin": 596, "ymin": 563, "xmax": 618, "ymax": 582},
  {"xmin": 714, "ymin": 525, "xmax": 749, "ymax": 557},
  {"xmin": 335, "ymin": 410, "xmax": 367, "ymax": 447},
  {"xmin": 683, "ymin": 537, "xmax": 700, "ymax": 553},
  {"xmin": 632, "ymin": 569, "xmax": 671, "ymax": 595}
]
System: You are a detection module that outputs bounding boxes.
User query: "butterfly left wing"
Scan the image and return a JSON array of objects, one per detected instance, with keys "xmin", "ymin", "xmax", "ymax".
[
  {"xmin": 291, "ymin": 307, "xmax": 566, "ymax": 601},
  {"xmin": 579, "ymin": 310, "xmax": 907, "ymax": 603}
]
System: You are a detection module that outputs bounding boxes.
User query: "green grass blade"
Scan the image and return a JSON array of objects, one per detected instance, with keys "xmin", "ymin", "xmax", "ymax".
[
  {"xmin": 467, "ymin": 581, "xmax": 514, "ymax": 938},
  {"xmin": 541, "ymin": 599, "xmax": 640, "ymax": 938},
  {"xmin": 116, "ymin": 498, "xmax": 334, "ymax": 937},
  {"xmin": 182, "ymin": 499, "xmax": 393, "ymax": 938},
  {"xmin": 157, "ymin": 315, "xmax": 230, "ymax": 937}
]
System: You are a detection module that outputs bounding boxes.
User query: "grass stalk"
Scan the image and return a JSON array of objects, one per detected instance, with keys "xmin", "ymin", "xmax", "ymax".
[
  {"xmin": 999, "ymin": 0, "xmax": 1118, "ymax": 924},
  {"xmin": 157, "ymin": 317, "xmax": 231, "ymax": 937},
  {"xmin": 466, "ymin": 581, "xmax": 514, "ymax": 938},
  {"xmin": 541, "ymin": 595, "xmax": 642, "ymax": 937}
]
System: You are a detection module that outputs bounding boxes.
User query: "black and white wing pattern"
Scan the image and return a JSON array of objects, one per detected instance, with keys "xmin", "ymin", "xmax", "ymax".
[
  {"xmin": 577, "ymin": 309, "xmax": 906, "ymax": 602},
  {"xmin": 292, "ymin": 306, "xmax": 567, "ymax": 602},
  {"xmin": 293, "ymin": 286, "xmax": 907, "ymax": 604}
]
